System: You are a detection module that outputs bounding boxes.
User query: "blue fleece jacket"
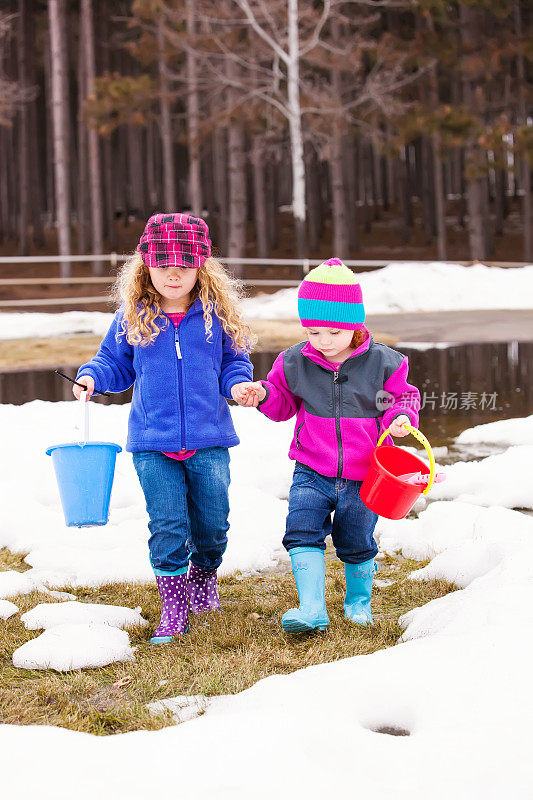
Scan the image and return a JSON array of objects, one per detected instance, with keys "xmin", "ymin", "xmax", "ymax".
[{"xmin": 76, "ymin": 299, "xmax": 253, "ymax": 452}]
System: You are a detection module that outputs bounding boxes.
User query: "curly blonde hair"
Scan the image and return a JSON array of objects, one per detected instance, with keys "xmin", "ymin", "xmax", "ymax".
[{"xmin": 114, "ymin": 251, "xmax": 256, "ymax": 352}]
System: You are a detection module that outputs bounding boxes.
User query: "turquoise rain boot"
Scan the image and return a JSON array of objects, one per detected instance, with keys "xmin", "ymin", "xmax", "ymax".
[
  {"xmin": 282, "ymin": 547, "xmax": 329, "ymax": 633},
  {"xmin": 344, "ymin": 558, "xmax": 378, "ymax": 625}
]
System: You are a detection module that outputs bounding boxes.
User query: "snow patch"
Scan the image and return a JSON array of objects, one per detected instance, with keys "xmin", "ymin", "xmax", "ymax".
[
  {"xmin": 21, "ymin": 601, "xmax": 147, "ymax": 630},
  {"xmin": 12, "ymin": 623, "xmax": 136, "ymax": 671},
  {"xmin": 0, "ymin": 599, "xmax": 18, "ymax": 619},
  {"xmin": 147, "ymin": 695, "xmax": 211, "ymax": 724}
]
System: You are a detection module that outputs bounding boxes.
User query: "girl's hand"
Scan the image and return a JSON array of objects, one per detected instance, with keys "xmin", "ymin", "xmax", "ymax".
[
  {"xmin": 231, "ymin": 382, "xmax": 266, "ymax": 407},
  {"xmin": 389, "ymin": 414, "xmax": 410, "ymax": 437},
  {"xmin": 73, "ymin": 375, "xmax": 95, "ymax": 401}
]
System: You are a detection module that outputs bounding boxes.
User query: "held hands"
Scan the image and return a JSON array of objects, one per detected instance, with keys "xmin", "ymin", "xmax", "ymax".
[
  {"xmin": 389, "ymin": 414, "xmax": 410, "ymax": 437},
  {"xmin": 231, "ymin": 381, "xmax": 266, "ymax": 407},
  {"xmin": 72, "ymin": 375, "xmax": 95, "ymax": 401}
]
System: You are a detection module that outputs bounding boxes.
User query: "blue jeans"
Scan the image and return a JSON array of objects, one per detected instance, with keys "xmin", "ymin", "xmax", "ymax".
[
  {"xmin": 132, "ymin": 448, "xmax": 230, "ymax": 574},
  {"xmin": 283, "ymin": 462, "xmax": 379, "ymax": 564}
]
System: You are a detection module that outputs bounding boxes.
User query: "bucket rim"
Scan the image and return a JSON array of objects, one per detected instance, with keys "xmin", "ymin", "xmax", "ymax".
[
  {"xmin": 372, "ymin": 444, "xmax": 429, "ymax": 489},
  {"xmin": 45, "ymin": 441, "xmax": 122, "ymax": 456}
]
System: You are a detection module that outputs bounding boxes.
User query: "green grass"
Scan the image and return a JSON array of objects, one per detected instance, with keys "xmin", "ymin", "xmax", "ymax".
[{"xmin": 0, "ymin": 549, "xmax": 456, "ymax": 735}]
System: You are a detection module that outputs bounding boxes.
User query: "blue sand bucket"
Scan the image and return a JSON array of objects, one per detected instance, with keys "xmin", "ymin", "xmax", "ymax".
[
  {"xmin": 46, "ymin": 442, "xmax": 122, "ymax": 527},
  {"xmin": 46, "ymin": 396, "xmax": 121, "ymax": 527}
]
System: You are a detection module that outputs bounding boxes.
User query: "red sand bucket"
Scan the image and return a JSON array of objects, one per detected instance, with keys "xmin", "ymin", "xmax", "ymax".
[{"xmin": 360, "ymin": 424, "xmax": 436, "ymax": 519}]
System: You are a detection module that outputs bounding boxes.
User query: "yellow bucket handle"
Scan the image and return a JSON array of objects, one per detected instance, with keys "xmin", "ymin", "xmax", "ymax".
[{"xmin": 377, "ymin": 423, "xmax": 436, "ymax": 495}]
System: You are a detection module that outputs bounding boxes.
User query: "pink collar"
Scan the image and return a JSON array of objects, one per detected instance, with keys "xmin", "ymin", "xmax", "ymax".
[{"xmin": 301, "ymin": 327, "xmax": 372, "ymax": 370}]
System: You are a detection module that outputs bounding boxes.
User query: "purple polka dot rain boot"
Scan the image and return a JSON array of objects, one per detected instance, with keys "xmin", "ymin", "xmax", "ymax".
[
  {"xmin": 187, "ymin": 562, "xmax": 221, "ymax": 614},
  {"xmin": 151, "ymin": 572, "xmax": 189, "ymax": 644}
]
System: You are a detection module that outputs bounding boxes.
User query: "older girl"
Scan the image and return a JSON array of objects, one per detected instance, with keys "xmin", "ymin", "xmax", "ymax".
[{"xmin": 74, "ymin": 213, "xmax": 254, "ymax": 643}]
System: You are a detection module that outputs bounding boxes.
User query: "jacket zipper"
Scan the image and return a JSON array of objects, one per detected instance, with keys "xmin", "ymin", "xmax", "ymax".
[
  {"xmin": 296, "ymin": 421, "xmax": 304, "ymax": 449},
  {"xmin": 333, "ymin": 370, "xmax": 343, "ymax": 479},
  {"xmin": 161, "ymin": 309, "xmax": 190, "ymax": 451},
  {"xmin": 174, "ymin": 326, "xmax": 186, "ymax": 449}
]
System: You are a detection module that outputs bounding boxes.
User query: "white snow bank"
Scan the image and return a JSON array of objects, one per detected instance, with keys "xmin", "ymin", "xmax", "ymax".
[
  {"xmin": 2, "ymin": 622, "xmax": 533, "ymax": 797},
  {"xmin": 242, "ymin": 261, "xmax": 533, "ymax": 318},
  {"xmin": 3, "ymin": 263, "xmax": 533, "ymax": 344},
  {"xmin": 376, "ymin": 500, "xmax": 532, "ymax": 589},
  {"xmin": 12, "ymin": 623, "xmax": 135, "ymax": 671},
  {"xmin": 456, "ymin": 414, "xmax": 533, "ymax": 446},
  {"xmin": 0, "ymin": 310, "xmax": 114, "ymax": 340},
  {"xmin": 0, "ymin": 401, "xmax": 291, "ymax": 592},
  {"xmin": 429, "ymin": 445, "xmax": 533, "ymax": 509},
  {"xmin": 396, "ymin": 504, "xmax": 533, "ymax": 641},
  {"xmin": 21, "ymin": 601, "xmax": 147, "ymax": 630},
  {"xmin": 1, "ymin": 400, "xmax": 533, "ymax": 793},
  {"xmin": 0, "ymin": 599, "xmax": 18, "ymax": 619}
]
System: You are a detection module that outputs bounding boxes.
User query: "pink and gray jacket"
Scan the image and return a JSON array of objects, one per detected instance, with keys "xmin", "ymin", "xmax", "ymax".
[{"xmin": 258, "ymin": 331, "xmax": 421, "ymax": 481}]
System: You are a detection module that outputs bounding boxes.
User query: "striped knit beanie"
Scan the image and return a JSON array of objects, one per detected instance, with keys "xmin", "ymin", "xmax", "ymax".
[{"xmin": 297, "ymin": 257, "xmax": 365, "ymax": 330}]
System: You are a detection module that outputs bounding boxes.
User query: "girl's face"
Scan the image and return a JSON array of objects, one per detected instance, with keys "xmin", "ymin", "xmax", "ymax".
[
  {"xmin": 148, "ymin": 265, "xmax": 198, "ymax": 310},
  {"xmin": 306, "ymin": 327, "xmax": 354, "ymax": 360}
]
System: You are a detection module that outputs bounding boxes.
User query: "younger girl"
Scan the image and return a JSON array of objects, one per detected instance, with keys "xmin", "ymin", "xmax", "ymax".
[
  {"xmin": 235, "ymin": 258, "xmax": 420, "ymax": 633},
  {"xmin": 74, "ymin": 213, "xmax": 254, "ymax": 643}
]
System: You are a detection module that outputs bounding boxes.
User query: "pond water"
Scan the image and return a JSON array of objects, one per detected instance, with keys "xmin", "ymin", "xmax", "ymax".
[{"xmin": 1, "ymin": 341, "xmax": 531, "ymax": 448}]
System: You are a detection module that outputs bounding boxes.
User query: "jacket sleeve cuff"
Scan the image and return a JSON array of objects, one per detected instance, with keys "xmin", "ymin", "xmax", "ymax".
[
  {"xmin": 76, "ymin": 366, "xmax": 104, "ymax": 392},
  {"xmin": 257, "ymin": 382, "xmax": 270, "ymax": 406},
  {"xmin": 224, "ymin": 375, "xmax": 253, "ymax": 399},
  {"xmin": 382, "ymin": 406, "xmax": 418, "ymax": 430}
]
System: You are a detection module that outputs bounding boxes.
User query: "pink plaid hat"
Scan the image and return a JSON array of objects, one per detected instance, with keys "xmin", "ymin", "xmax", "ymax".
[{"xmin": 137, "ymin": 212, "xmax": 212, "ymax": 269}]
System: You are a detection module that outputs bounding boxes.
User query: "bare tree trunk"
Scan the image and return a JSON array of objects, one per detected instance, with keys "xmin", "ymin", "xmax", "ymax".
[
  {"xmin": 432, "ymin": 133, "xmax": 447, "ymax": 260},
  {"xmin": 266, "ymin": 158, "xmax": 279, "ymax": 251},
  {"xmin": 226, "ymin": 61, "xmax": 247, "ymax": 271},
  {"xmin": 398, "ymin": 147, "xmax": 412, "ymax": 243},
  {"xmin": 146, "ymin": 119, "xmax": 157, "ymax": 208},
  {"xmin": 127, "ymin": 124, "xmax": 145, "ymax": 216},
  {"xmin": 157, "ymin": 17, "xmax": 176, "ymax": 210},
  {"xmin": 330, "ymin": 126, "xmax": 348, "ymax": 258},
  {"xmin": 460, "ymin": 5, "xmax": 491, "ymax": 261},
  {"xmin": 17, "ymin": 0, "xmax": 30, "ymax": 254},
  {"xmin": 329, "ymin": 19, "xmax": 348, "ymax": 259},
  {"xmin": 43, "ymin": 41, "xmax": 55, "ymax": 227},
  {"xmin": 426, "ymin": 41, "xmax": 447, "ymax": 260},
  {"xmin": 494, "ymin": 165, "xmax": 505, "ymax": 237},
  {"xmin": 421, "ymin": 138, "xmax": 434, "ymax": 245},
  {"xmin": 371, "ymin": 134, "xmax": 382, "ymax": 220},
  {"xmin": 287, "ymin": 0, "xmax": 307, "ymax": 258},
  {"xmin": 186, "ymin": 0, "xmax": 202, "ymax": 216},
  {"xmin": 466, "ymin": 173, "xmax": 489, "ymax": 260},
  {"xmin": 48, "ymin": 0, "xmax": 72, "ymax": 276},
  {"xmin": 81, "ymin": 0, "xmax": 104, "ymax": 271},
  {"xmin": 7, "ymin": 127, "xmax": 18, "ymax": 239},
  {"xmin": 0, "ymin": 130, "xmax": 8, "ymax": 243},
  {"xmin": 76, "ymin": 19, "xmax": 89, "ymax": 254},
  {"xmin": 227, "ymin": 117, "xmax": 247, "ymax": 267},
  {"xmin": 251, "ymin": 134, "xmax": 268, "ymax": 258},
  {"xmin": 515, "ymin": 0, "xmax": 532, "ymax": 261},
  {"xmin": 30, "ymin": 95, "xmax": 44, "ymax": 247},
  {"xmin": 342, "ymin": 134, "xmax": 358, "ymax": 251},
  {"xmin": 212, "ymin": 126, "xmax": 228, "ymax": 253}
]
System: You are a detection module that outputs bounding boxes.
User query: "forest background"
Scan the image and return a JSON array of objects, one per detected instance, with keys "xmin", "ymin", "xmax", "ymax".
[{"xmin": 1, "ymin": 0, "xmax": 532, "ymax": 276}]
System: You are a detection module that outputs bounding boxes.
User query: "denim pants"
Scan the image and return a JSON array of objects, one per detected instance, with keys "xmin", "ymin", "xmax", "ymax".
[
  {"xmin": 132, "ymin": 448, "xmax": 230, "ymax": 574},
  {"xmin": 283, "ymin": 462, "xmax": 379, "ymax": 564}
]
